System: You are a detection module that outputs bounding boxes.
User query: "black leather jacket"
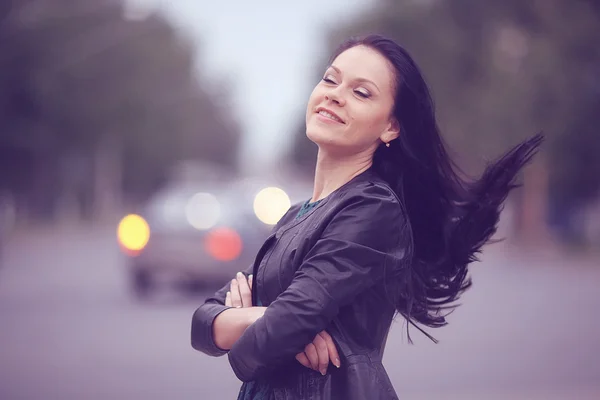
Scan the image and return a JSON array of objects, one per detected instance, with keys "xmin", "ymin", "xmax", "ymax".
[{"xmin": 192, "ymin": 169, "xmax": 410, "ymax": 399}]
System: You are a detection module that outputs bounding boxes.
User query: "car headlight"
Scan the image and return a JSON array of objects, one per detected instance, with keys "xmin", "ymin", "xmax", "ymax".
[
  {"xmin": 117, "ymin": 214, "xmax": 150, "ymax": 256},
  {"xmin": 253, "ymin": 187, "xmax": 291, "ymax": 225}
]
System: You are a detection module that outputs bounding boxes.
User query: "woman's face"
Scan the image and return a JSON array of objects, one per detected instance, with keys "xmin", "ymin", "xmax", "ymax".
[{"xmin": 305, "ymin": 45, "xmax": 399, "ymax": 155}]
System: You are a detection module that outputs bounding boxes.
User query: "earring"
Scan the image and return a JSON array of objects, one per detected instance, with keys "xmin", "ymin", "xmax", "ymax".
[{"xmin": 385, "ymin": 142, "xmax": 390, "ymax": 148}]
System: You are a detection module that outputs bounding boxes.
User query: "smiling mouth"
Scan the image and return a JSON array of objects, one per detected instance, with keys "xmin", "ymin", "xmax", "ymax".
[{"xmin": 316, "ymin": 109, "xmax": 345, "ymax": 124}]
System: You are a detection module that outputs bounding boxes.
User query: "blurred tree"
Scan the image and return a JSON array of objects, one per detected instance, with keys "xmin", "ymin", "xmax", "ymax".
[
  {"xmin": 0, "ymin": 0, "xmax": 241, "ymax": 219},
  {"xmin": 290, "ymin": 0, "xmax": 600, "ymax": 208}
]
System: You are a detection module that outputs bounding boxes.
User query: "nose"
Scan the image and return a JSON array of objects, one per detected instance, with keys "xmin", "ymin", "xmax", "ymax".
[{"xmin": 324, "ymin": 87, "xmax": 345, "ymax": 106}]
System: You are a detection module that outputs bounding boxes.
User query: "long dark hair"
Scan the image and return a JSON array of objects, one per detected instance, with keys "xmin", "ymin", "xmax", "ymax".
[{"xmin": 331, "ymin": 35, "xmax": 544, "ymax": 342}]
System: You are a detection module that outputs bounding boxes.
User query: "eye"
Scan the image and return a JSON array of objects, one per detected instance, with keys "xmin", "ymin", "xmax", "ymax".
[
  {"xmin": 322, "ymin": 74, "xmax": 337, "ymax": 84},
  {"xmin": 354, "ymin": 89, "xmax": 371, "ymax": 99}
]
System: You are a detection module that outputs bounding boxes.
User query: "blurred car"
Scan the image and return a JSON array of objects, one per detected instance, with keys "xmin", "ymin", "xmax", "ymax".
[{"xmin": 117, "ymin": 163, "xmax": 311, "ymax": 299}]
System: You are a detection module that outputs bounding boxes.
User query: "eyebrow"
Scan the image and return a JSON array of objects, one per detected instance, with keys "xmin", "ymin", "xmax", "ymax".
[{"xmin": 328, "ymin": 64, "xmax": 381, "ymax": 93}]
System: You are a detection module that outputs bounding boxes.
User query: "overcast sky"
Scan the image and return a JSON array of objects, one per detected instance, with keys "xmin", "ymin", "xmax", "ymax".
[{"xmin": 128, "ymin": 0, "xmax": 376, "ymax": 172}]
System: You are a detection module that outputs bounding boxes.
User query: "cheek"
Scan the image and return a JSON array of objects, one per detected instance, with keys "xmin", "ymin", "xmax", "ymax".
[
  {"xmin": 306, "ymin": 86, "xmax": 324, "ymax": 114},
  {"xmin": 349, "ymin": 107, "xmax": 389, "ymax": 137}
]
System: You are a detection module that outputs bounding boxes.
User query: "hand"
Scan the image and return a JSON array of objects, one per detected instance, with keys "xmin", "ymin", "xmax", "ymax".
[
  {"xmin": 295, "ymin": 330, "xmax": 341, "ymax": 375},
  {"xmin": 225, "ymin": 272, "xmax": 264, "ymax": 325},
  {"xmin": 213, "ymin": 273, "xmax": 264, "ymax": 350},
  {"xmin": 225, "ymin": 272, "xmax": 253, "ymax": 308}
]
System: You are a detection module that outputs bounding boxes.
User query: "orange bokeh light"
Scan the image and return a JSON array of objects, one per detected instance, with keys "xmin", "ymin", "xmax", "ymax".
[{"xmin": 204, "ymin": 227, "xmax": 243, "ymax": 262}]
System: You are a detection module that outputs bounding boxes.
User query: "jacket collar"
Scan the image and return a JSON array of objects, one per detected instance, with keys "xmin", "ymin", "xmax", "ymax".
[{"xmin": 278, "ymin": 167, "xmax": 383, "ymax": 233}]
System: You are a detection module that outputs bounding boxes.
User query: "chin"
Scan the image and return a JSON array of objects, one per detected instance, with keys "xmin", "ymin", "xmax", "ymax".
[
  {"xmin": 307, "ymin": 131, "xmax": 348, "ymax": 153},
  {"xmin": 305, "ymin": 126, "xmax": 331, "ymax": 145}
]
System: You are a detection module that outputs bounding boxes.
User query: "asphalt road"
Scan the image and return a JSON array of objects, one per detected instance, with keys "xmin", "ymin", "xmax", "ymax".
[{"xmin": 0, "ymin": 225, "xmax": 599, "ymax": 400}]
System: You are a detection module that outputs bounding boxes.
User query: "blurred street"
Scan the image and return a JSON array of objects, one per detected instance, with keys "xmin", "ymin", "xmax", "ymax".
[
  {"xmin": 0, "ymin": 225, "xmax": 599, "ymax": 400},
  {"xmin": 1, "ymin": 1, "xmax": 599, "ymax": 399}
]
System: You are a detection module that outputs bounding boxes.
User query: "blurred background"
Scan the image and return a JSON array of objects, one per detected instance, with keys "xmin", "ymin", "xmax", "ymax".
[{"xmin": 1, "ymin": 0, "xmax": 599, "ymax": 399}]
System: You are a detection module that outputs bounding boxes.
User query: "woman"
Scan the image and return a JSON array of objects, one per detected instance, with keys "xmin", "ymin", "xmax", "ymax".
[{"xmin": 191, "ymin": 34, "xmax": 543, "ymax": 399}]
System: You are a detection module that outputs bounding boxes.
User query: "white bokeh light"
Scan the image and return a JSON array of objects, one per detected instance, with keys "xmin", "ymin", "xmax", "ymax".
[
  {"xmin": 253, "ymin": 187, "xmax": 291, "ymax": 225},
  {"xmin": 185, "ymin": 193, "xmax": 221, "ymax": 230}
]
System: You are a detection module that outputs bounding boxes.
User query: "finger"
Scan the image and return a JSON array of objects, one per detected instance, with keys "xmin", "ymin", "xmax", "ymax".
[
  {"xmin": 304, "ymin": 343, "xmax": 319, "ymax": 371},
  {"xmin": 312, "ymin": 334, "xmax": 329, "ymax": 375},
  {"xmin": 248, "ymin": 274, "xmax": 253, "ymax": 290},
  {"xmin": 319, "ymin": 331, "xmax": 340, "ymax": 368},
  {"xmin": 236, "ymin": 272, "xmax": 252, "ymax": 308},
  {"xmin": 295, "ymin": 352, "xmax": 311, "ymax": 369},
  {"xmin": 230, "ymin": 279, "xmax": 242, "ymax": 308},
  {"xmin": 225, "ymin": 291, "xmax": 232, "ymax": 307}
]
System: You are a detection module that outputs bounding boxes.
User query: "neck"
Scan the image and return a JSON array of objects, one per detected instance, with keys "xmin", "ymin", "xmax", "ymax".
[{"xmin": 311, "ymin": 148, "xmax": 373, "ymax": 202}]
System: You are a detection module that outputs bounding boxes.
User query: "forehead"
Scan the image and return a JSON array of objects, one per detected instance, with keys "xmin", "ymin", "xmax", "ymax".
[{"xmin": 331, "ymin": 45, "xmax": 396, "ymax": 89}]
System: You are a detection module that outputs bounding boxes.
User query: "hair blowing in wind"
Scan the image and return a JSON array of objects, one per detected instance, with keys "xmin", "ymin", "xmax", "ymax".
[{"xmin": 332, "ymin": 35, "xmax": 544, "ymax": 342}]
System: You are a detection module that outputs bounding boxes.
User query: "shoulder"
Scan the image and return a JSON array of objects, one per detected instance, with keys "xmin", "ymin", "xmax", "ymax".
[
  {"xmin": 319, "ymin": 172, "xmax": 406, "ymax": 237},
  {"xmin": 335, "ymin": 172, "xmax": 403, "ymax": 220}
]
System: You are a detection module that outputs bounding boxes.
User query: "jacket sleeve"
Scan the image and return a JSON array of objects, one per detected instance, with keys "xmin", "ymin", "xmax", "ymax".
[
  {"xmin": 190, "ymin": 203, "xmax": 303, "ymax": 357},
  {"xmin": 190, "ymin": 263, "xmax": 254, "ymax": 357},
  {"xmin": 227, "ymin": 186, "xmax": 407, "ymax": 381}
]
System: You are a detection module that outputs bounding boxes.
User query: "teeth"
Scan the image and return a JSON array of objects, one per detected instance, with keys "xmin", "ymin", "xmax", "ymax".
[{"xmin": 318, "ymin": 110, "xmax": 343, "ymax": 123}]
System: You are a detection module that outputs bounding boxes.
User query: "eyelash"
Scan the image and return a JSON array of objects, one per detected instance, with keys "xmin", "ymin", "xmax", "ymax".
[{"xmin": 322, "ymin": 77, "xmax": 371, "ymax": 99}]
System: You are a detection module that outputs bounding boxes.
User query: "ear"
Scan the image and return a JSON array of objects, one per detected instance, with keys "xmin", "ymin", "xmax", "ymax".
[{"xmin": 380, "ymin": 118, "xmax": 400, "ymax": 144}]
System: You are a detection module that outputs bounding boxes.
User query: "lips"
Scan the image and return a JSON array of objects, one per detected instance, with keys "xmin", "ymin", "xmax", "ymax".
[{"xmin": 315, "ymin": 107, "xmax": 345, "ymax": 124}]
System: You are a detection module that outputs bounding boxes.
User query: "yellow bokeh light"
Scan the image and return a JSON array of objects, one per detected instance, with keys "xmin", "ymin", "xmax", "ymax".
[
  {"xmin": 253, "ymin": 187, "xmax": 291, "ymax": 225},
  {"xmin": 117, "ymin": 214, "xmax": 150, "ymax": 252}
]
